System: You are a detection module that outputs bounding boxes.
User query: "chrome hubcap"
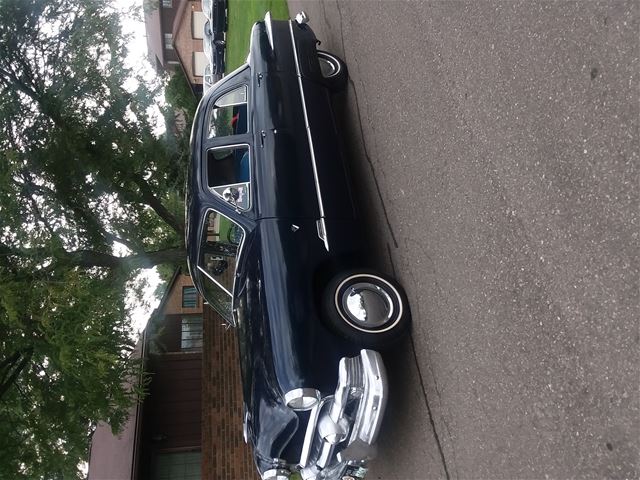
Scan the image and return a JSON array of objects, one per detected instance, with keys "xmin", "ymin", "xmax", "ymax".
[{"xmin": 342, "ymin": 282, "xmax": 394, "ymax": 329}]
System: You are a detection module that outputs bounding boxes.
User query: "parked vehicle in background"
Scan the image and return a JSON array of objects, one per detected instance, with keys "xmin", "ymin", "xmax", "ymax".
[
  {"xmin": 186, "ymin": 11, "xmax": 411, "ymax": 480},
  {"xmin": 203, "ymin": 64, "xmax": 213, "ymax": 92},
  {"xmin": 203, "ymin": 64, "xmax": 222, "ymax": 93},
  {"xmin": 203, "ymin": 19, "xmax": 225, "ymax": 75},
  {"xmin": 202, "ymin": 0, "xmax": 228, "ymax": 33}
]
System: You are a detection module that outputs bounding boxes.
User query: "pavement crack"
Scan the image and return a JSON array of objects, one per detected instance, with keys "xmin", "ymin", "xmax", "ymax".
[
  {"xmin": 410, "ymin": 333, "xmax": 452, "ymax": 480},
  {"xmin": 386, "ymin": 242, "xmax": 398, "ymax": 278},
  {"xmin": 334, "ymin": 1, "xmax": 398, "ymax": 249},
  {"xmin": 347, "ymin": 76, "xmax": 399, "ymax": 248},
  {"xmin": 335, "ymin": 0, "xmax": 347, "ymax": 60},
  {"xmin": 402, "ymin": 260, "xmax": 461, "ymax": 478}
]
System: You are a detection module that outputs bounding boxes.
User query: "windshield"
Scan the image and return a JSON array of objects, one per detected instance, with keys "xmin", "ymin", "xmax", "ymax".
[{"xmin": 197, "ymin": 209, "xmax": 245, "ymax": 322}]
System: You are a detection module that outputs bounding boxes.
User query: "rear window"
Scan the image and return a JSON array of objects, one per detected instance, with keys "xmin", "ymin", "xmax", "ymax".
[
  {"xmin": 208, "ymin": 85, "xmax": 248, "ymax": 138},
  {"xmin": 207, "ymin": 145, "xmax": 250, "ymax": 187},
  {"xmin": 206, "ymin": 145, "xmax": 251, "ymax": 210}
]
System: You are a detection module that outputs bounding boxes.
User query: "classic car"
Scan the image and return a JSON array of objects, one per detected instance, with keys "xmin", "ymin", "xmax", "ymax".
[
  {"xmin": 186, "ymin": 11, "xmax": 411, "ymax": 480},
  {"xmin": 203, "ymin": 64, "xmax": 223, "ymax": 93},
  {"xmin": 203, "ymin": 19, "xmax": 225, "ymax": 75},
  {"xmin": 203, "ymin": 64, "xmax": 214, "ymax": 92},
  {"xmin": 202, "ymin": 0, "xmax": 228, "ymax": 32}
]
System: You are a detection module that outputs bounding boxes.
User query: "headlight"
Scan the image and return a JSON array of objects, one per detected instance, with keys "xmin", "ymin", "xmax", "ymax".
[
  {"xmin": 262, "ymin": 468, "xmax": 290, "ymax": 480},
  {"xmin": 284, "ymin": 388, "xmax": 321, "ymax": 411}
]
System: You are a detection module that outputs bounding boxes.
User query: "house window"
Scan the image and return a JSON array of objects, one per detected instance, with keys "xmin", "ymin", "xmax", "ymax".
[
  {"xmin": 164, "ymin": 33, "xmax": 173, "ymax": 50},
  {"xmin": 193, "ymin": 51, "xmax": 207, "ymax": 77},
  {"xmin": 182, "ymin": 286, "xmax": 198, "ymax": 308},
  {"xmin": 192, "ymin": 11, "xmax": 206, "ymax": 39},
  {"xmin": 181, "ymin": 317, "xmax": 203, "ymax": 352},
  {"xmin": 162, "ymin": 0, "xmax": 172, "ymax": 8},
  {"xmin": 153, "ymin": 451, "xmax": 200, "ymax": 480}
]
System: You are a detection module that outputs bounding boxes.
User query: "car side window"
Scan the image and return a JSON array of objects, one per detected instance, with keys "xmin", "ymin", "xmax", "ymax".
[
  {"xmin": 208, "ymin": 85, "xmax": 248, "ymax": 138},
  {"xmin": 197, "ymin": 210, "xmax": 245, "ymax": 323},
  {"xmin": 207, "ymin": 145, "xmax": 251, "ymax": 210}
]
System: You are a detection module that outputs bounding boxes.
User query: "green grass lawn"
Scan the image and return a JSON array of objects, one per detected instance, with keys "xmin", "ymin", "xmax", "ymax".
[{"xmin": 225, "ymin": 0, "xmax": 290, "ymax": 72}]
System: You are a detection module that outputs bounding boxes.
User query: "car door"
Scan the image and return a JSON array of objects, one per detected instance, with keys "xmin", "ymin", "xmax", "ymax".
[
  {"xmin": 249, "ymin": 52, "xmax": 323, "ymax": 220},
  {"xmin": 201, "ymin": 73, "xmax": 255, "ymax": 216}
]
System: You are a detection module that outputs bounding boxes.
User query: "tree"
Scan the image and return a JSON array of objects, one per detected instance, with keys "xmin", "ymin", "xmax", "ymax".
[
  {"xmin": 0, "ymin": 270, "xmax": 144, "ymax": 479},
  {"xmin": 0, "ymin": 0, "xmax": 189, "ymax": 477},
  {"xmin": 164, "ymin": 68, "xmax": 199, "ymax": 124}
]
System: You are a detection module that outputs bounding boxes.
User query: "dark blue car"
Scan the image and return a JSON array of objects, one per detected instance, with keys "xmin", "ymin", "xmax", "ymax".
[{"xmin": 186, "ymin": 12, "xmax": 411, "ymax": 480}]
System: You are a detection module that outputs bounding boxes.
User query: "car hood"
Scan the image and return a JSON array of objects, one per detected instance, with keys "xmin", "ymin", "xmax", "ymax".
[
  {"xmin": 245, "ymin": 371, "xmax": 301, "ymax": 473},
  {"xmin": 235, "ymin": 221, "xmax": 359, "ymax": 471}
]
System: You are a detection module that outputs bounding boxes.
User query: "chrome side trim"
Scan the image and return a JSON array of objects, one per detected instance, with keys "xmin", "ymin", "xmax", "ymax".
[
  {"xmin": 316, "ymin": 218, "xmax": 327, "ymax": 245},
  {"xmin": 242, "ymin": 409, "xmax": 249, "ymax": 444},
  {"xmin": 198, "ymin": 265, "xmax": 232, "ymax": 297},
  {"xmin": 264, "ymin": 12, "xmax": 275, "ymax": 50},
  {"xmin": 288, "ymin": 20, "xmax": 330, "ymax": 252}
]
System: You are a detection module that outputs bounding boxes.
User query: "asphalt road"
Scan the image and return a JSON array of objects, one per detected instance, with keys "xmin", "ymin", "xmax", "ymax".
[{"xmin": 287, "ymin": 1, "xmax": 639, "ymax": 479}]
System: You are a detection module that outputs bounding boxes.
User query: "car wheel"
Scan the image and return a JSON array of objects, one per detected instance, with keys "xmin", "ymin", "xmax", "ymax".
[
  {"xmin": 317, "ymin": 50, "xmax": 348, "ymax": 92},
  {"xmin": 322, "ymin": 270, "xmax": 410, "ymax": 349}
]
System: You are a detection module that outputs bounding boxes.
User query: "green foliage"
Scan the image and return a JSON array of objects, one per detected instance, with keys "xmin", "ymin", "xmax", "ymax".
[
  {"xmin": 0, "ymin": 270, "xmax": 143, "ymax": 479},
  {"xmin": 0, "ymin": 0, "xmax": 187, "ymax": 477},
  {"xmin": 225, "ymin": 0, "xmax": 290, "ymax": 71},
  {"xmin": 164, "ymin": 70, "xmax": 198, "ymax": 122}
]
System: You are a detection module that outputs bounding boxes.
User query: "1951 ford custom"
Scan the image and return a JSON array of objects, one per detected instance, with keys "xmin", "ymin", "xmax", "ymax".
[{"xmin": 186, "ymin": 12, "xmax": 411, "ymax": 480}]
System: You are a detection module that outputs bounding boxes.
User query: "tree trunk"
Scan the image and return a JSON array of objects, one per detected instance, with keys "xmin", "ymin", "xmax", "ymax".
[
  {"xmin": 130, "ymin": 173, "xmax": 185, "ymax": 236},
  {"xmin": 65, "ymin": 247, "xmax": 186, "ymax": 270}
]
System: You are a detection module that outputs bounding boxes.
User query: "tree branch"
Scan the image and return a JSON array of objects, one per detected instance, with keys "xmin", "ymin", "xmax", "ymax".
[
  {"xmin": 130, "ymin": 172, "xmax": 184, "ymax": 236},
  {"xmin": 0, "ymin": 349, "xmax": 33, "ymax": 401},
  {"xmin": 0, "ymin": 352, "xmax": 21, "ymax": 375},
  {"xmin": 1, "ymin": 242, "xmax": 185, "ymax": 271},
  {"xmin": 62, "ymin": 247, "xmax": 186, "ymax": 270}
]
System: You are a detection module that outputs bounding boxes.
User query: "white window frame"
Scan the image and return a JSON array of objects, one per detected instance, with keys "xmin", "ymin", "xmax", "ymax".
[
  {"xmin": 180, "ymin": 317, "xmax": 203, "ymax": 352},
  {"xmin": 164, "ymin": 33, "xmax": 173, "ymax": 50},
  {"xmin": 193, "ymin": 51, "xmax": 207, "ymax": 77},
  {"xmin": 192, "ymin": 11, "xmax": 206, "ymax": 40}
]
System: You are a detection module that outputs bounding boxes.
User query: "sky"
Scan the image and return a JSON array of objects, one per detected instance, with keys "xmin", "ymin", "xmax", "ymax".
[
  {"xmin": 115, "ymin": 0, "xmax": 152, "ymax": 72},
  {"xmin": 115, "ymin": 0, "xmax": 164, "ymax": 334}
]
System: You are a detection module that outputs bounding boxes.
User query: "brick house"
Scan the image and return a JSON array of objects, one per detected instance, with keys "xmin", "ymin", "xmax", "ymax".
[
  {"xmin": 88, "ymin": 269, "xmax": 256, "ymax": 479},
  {"xmin": 143, "ymin": 0, "xmax": 209, "ymax": 96}
]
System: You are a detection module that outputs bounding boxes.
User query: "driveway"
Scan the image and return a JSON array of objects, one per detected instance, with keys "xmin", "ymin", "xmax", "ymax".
[{"xmin": 287, "ymin": 1, "xmax": 639, "ymax": 479}]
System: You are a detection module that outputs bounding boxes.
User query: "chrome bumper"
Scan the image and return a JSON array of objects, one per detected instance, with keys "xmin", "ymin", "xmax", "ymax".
[{"xmin": 299, "ymin": 350, "xmax": 388, "ymax": 480}]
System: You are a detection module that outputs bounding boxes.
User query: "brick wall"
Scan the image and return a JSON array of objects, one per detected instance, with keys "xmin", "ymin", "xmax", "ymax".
[
  {"xmin": 160, "ymin": 2, "xmax": 179, "ymax": 64},
  {"xmin": 162, "ymin": 273, "xmax": 203, "ymax": 316},
  {"xmin": 174, "ymin": 0, "xmax": 204, "ymax": 85},
  {"xmin": 201, "ymin": 305, "xmax": 259, "ymax": 480}
]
